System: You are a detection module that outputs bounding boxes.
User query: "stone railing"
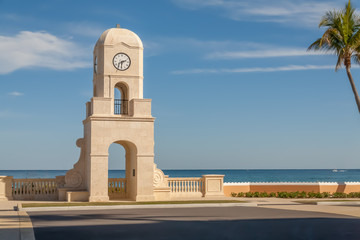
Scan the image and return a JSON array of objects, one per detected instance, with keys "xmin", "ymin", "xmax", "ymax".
[
  {"xmin": 153, "ymin": 172, "xmax": 225, "ymax": 200},
  {"xmin": 12, "ymin": 178, "xmax": 60, "ymax": 200},
  {"xmin": 108, "ymin": 178, "xmax": 127, "ymax": 200},
  {"xmin": 168, "ymin": 177, "xmax": 204, "ymax": 193}
]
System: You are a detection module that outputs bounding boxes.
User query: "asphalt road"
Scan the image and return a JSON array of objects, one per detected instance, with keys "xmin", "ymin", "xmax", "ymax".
[{"xmin": 28, "ymin": 206, "xmax": 360, "ymax": 240}]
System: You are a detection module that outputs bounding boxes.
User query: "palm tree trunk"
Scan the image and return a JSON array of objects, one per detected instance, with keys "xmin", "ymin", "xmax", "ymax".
[{"xmin": 346, "ymin": 67, "xmax": 360, "ymax": 113}]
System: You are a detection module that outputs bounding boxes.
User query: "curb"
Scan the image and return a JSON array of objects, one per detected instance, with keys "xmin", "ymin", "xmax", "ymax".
[
  {"xmin": 18, "ymin": 210, "xmax": 36, "ymax": 240},
  {"xmin": 316, "ymin": 201, "xmax": 360, "ymax": 206},
  {"xmin": 24, "ymin": 202, "xmax": 257, "ymax": 212}
]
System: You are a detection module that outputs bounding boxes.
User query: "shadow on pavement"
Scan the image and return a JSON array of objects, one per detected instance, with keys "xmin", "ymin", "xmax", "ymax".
[{"xmin": 28, "ymin": 216, "xmax": 360, "ymax": 240}]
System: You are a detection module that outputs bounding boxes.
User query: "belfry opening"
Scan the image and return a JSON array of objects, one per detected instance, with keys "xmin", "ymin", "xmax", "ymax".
[{"xmin": 114, "ymin": 82, "xmax": 128, "ymax": 115}]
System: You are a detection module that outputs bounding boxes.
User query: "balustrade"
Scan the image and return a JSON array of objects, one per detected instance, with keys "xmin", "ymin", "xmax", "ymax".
[
  {"xmin": 168, "ymin": 177, "xmax": 204, "ymax": 193},
  {"xmin": 108, "ymin": 178, "xmax": 127, "ymax": 199},
  {"xmin": 12, "ymin": 178, "xmax": 58, "ymax": 200}
]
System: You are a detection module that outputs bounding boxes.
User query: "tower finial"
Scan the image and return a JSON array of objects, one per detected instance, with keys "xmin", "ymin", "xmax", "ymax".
[{"xmin": 116, "ymin": 24, "xmax": 120, "ymax": 28}]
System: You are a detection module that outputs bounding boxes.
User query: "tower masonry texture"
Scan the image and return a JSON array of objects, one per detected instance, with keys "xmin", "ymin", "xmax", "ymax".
[
  {"xmin": 59, "ymin": 26, "xmax": 225, "ymax": 202},
  {"xmin": 61, "ymin": 27, "xmax": 159, "ymax": 202}
]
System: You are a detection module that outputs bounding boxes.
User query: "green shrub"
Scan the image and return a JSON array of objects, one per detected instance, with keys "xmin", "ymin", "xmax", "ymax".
[
  {"xmin": 237, "ymin": 192, "xmax": 245, "ymax": 197},
  {"xmin": 267, "ymin": 192, "xmax": 275, "ymax": 197},
  {"xmin": 230, "ymin": 191, "xmax": 360, "ymax": 198},
  {"xmin": 332, "ymin": 192, "xmax": 347, "ymax": 198},
  {"xmin": 259, "ymin": 192, "xmax": 269, "ymax": 197},
  {"xmin": 253, "ymin": 192, "xmax": 261, "ymax": 197},
  {"xmin": 297, "ymin": 191, "xmax": 307, "ymax": 198},
  {"xmin": 307, "ymin": 192, "xmax": 317, "ymax": 198},
  {"xmin": 277, "ymin": 192, "xmax": 289, "ymax": 198},
  {"xmin": 347, "ymin": 192, "xmax": 360, "ymax": 198},
  {"xmin": 245, "ymin": 192, "xmax": 254, "ymax": 197},
  {"xmin": 322, "ymin": 192, "xmax": 331, "ymax": 198}
]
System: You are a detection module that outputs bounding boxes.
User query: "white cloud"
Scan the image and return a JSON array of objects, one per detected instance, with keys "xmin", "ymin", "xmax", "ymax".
[
  {"xmin": 144, "ymin": 37, "xmax": 328, "ymax": 59},
  {"xmin": 172, "ymin": 0, "xmax": 341, "ymax": 26},
  {"xmin": 8, "ymin": 91, "xmax": 23, "ymax": 96},
  {"xmin": 206, "ymin": 48, "xmax": 329, "ymax": 59},
  {"xmin": 171, "ymin": 64, "xmax": 341, "ymax": 74},
  {"xmin": 0, "ymin": 31, "xmax": 90, "ymax": 74}
]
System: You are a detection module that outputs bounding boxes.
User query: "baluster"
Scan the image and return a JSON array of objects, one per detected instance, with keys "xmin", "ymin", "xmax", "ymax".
[
  {"xmin": 26, "ymin": 182, "xmax": 29, "ymax": 195},
  {"xmin": 20, "ymin": 181, "xmax": 23, "ymax": 196},
  {"xmin": 13, "ymin": 181, "xmax": 16, "ymax": 196},
  {"xmin": 14, "ymin": 181, "xmax": 16, "ymax": 195}
]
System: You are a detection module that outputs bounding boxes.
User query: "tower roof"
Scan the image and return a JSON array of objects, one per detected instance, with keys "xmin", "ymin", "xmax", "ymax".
[{"xmin": 96, "ymin": 27, "xmax": 143, "ymax": 49}]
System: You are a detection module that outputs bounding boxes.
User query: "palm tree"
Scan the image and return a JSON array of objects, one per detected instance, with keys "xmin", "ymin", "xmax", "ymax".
[{"xmin": 308, "ymin": 0, "xmax": 360, "ymax": 113}]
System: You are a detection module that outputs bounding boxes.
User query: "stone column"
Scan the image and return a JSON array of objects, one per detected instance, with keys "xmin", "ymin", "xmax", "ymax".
[
  {"xmin": 202, "ymin": 175, "xmax": 225, "ymax": 197},
  {"xmin": 135, "ymin": 156, "xmax": 155, "ymax": 201},
  {"xmin": 0, "ymin": 176, "xmax": 13, "ymax": 201},
  {"xmin": 88, "ymin": 155, "xmax": 109, "ymax": 202}
]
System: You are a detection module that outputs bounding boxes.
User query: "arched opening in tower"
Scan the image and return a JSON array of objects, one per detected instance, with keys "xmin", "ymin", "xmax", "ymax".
[
  {"xmin": 114, "ymin": 82, "xmax": 128, "ymax": 115},
  {"xmin": 108, "ymin": 142, "xmax": 126, "ymax": 200}
]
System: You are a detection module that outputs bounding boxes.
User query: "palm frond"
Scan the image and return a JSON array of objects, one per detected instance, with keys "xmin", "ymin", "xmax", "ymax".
[{"xmin": 336, "ymin": 51, "xmax": 345, "ymax": 71}]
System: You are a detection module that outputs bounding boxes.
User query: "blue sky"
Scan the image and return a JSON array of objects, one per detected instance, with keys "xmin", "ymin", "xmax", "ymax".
[{"xmin": 1, "ymin": 0, "xmax": 360, "ymax": 170}]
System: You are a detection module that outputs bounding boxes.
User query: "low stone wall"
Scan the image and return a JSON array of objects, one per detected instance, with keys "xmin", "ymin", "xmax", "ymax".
[
  {"xmin": 224, "ymin": 182, "xmax": 360, "ymax": 196},
  {"xmin": 154, "ymin": 174, "xmax": 225, "ymax": 200}
]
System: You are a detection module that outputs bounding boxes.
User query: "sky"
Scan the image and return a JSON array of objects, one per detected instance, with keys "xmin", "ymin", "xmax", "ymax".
[{"xmin": 1, "ymin": 0, "xmax": 360, "ymax": 170}]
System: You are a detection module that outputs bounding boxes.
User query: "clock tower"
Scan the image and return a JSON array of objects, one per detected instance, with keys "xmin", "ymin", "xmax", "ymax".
[{"xmin": 63, "ymin": 25, "xmax": 156, "ymax": 202}]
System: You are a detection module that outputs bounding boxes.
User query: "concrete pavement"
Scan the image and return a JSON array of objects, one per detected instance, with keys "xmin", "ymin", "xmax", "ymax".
[
  {"xmin": 0, "ymin": 201, "xmax": 35, "ymax": 240},
  {"xmin": 3, "ymin": 198, "xmax": 360, "ymax": 240},
  {"xmin": 28, "ymin": 206, "xmax": 360, "ymax": 240}
]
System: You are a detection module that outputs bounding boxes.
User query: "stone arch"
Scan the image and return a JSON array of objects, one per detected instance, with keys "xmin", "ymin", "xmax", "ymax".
[
  {"xmin": 108, "ymin": 140, "xmax": 138, "ymax": 200},
  {"xmin": 114, "ymin": 82, "xmax": 129, "ymax": 115}
]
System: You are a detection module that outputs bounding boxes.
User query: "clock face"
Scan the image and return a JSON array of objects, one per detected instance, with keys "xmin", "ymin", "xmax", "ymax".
[{"xmin": 113, "ymin": 53, "xmax": 131, "ymax": 71}]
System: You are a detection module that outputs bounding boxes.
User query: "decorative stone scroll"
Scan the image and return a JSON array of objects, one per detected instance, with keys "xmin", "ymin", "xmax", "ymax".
[
  {"xmin": 153, "ymin": 164, "xmax": 168, "ymax": 188},
  {"xmin": 64, "ymin": 138, "xmax": 86, "ymax": 189},
  {"xmin": 65, "ymin": 169, "xmax": 83, "ymax": 188}
]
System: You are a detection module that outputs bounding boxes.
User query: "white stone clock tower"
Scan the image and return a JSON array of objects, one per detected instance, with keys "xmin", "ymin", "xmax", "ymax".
[{"xmin": 62, "ymin": 25, "xmax": 156, "ymax": 202}]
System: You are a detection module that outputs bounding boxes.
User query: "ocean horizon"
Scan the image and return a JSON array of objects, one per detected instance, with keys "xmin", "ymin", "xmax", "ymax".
[{"xmin": 0, "ymin": 169, "xmax": 359, "ymax": 183}]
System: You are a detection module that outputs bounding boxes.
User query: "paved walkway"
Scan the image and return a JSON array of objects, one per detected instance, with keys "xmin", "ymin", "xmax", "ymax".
[
  {"xmin": 0, "ymin": 201, "xmax": 35, "ymax": 240},
  {"xmin": 28, "ymin": 206, "xmax": 360, "ymax": 240},
  {"xmin": 233, "ymin": 198, "xmax": 360, "ymax": 218},
  {"xmin": 2, "ymin": 198, "xmax": 360, "ymax": 240}
]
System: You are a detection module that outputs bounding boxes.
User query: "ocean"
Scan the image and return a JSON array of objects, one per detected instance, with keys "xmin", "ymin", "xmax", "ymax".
[{"xmin": 0, "ymin": 169, "xmax": 359, "ymax": 183}]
